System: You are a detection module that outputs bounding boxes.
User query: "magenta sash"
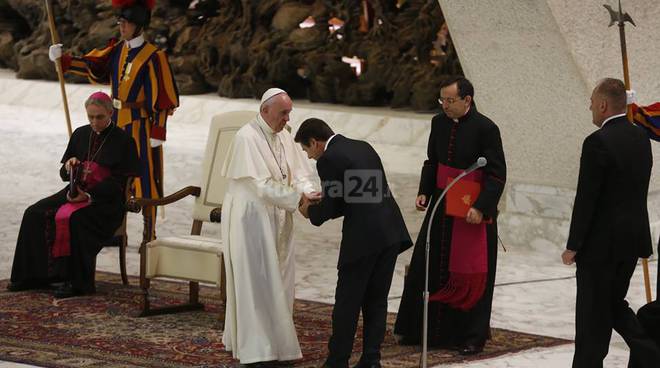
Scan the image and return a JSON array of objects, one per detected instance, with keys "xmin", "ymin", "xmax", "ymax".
[
  {"xmin": 52, "ymin": 161, "xmax": 110, "ymax": 258},
  {"xmin": 429, "ymin": 164, "xmax": 487, "ymax": 310}
]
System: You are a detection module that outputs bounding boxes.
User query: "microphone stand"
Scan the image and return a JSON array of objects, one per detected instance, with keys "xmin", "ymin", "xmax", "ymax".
[{"xmin": 420, "ymin": 159, "xmax": 485, "ymax": 368}]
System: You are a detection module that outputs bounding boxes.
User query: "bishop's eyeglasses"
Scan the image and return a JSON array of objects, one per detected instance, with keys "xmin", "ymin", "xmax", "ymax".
[{"xmin": 438, "ymin": 96, "xmax": 463, "ymax": 105}]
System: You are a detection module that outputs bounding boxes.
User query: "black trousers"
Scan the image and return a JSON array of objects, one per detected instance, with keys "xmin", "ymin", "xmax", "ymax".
[
  {"xmin": 573, "ymin": 258, "xmax": 660, "ymax": 368},
  {"xmin": 325, "ymin": 245, "xmax": 399, "ymax": 368}
]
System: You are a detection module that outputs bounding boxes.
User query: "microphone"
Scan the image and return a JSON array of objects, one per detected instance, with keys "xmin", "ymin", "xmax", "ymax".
[{"xmin": 465, "ymin": 156, "xmax": 487, "ymax": 174}]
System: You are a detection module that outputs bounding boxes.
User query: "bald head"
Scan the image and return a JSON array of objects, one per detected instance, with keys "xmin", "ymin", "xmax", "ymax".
[
  {"xmin": 590, "ymin": 78, "xmax": 627, "ymax": 127},
  {"xmin": 595, "ymin": 78, "xmax": 627, "ymax": 112}
]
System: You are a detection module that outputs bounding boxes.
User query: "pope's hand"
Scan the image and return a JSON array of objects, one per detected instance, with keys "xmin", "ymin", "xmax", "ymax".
[
  {"xmin": 298, "ymin": 194, "xmax": 310, "ymax": 218},
  {"xmin": 305, "ymin": 191, "xmax": 322, "ymax": 204},
  {"xmin": 49, "ymin": 43, "xmax": 63, "ymax": 62}
]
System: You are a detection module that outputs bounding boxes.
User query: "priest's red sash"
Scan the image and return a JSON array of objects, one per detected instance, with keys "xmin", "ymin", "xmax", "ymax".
[
  {"xmin": 429, "ymin": 164, "xmax": 487, "ymax": 310},
  {"xmin": 52, "ymin": 161, "xmax": 111, "ymax": 258}
]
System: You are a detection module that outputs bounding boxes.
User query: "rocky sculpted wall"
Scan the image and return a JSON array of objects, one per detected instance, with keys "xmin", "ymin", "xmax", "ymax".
[{"xmin": 0, "ymin": 0, "xmax": 462, "ymax": 111}]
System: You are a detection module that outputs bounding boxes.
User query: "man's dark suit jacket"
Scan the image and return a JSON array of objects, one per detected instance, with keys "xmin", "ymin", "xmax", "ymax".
[
  {"xmin": 308, "ymin": 135, "xmax": 412, "ymax": 267},
  {"xmin": 567, "ymin": 116, "xmax": 653, "ymax": 263}
]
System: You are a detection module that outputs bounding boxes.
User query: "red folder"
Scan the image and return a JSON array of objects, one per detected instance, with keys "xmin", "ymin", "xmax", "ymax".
[{"xmin": 445, "ymin": 177, "xmax": 481, "ymax": 218}]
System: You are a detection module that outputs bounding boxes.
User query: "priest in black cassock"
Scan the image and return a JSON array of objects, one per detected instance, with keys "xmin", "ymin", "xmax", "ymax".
[
  {"xmin": 7, "ymin": 91, "xmax": 139, "ymax": 298},
  {"xmin": 394, "ymin": 76, "xmax": 506, "ymax": 355}
]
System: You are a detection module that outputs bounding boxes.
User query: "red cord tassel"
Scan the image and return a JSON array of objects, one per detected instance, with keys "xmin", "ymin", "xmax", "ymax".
[{"xmin": 429, "ymin": 272, "xmax": 487, "ymax": 310}]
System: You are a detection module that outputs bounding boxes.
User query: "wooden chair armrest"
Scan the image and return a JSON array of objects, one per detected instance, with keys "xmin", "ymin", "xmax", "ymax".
[
  {"xmin": 127, "ymin": 186, "xmax": 201, "ymax": 212},
  {"xmin": 210, "ymin": 207, "xmax": 222, "ymax": 223}
]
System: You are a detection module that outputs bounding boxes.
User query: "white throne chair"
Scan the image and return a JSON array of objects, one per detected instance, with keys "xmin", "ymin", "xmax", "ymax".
[{"xmin": 129, "ymin": 110, "xmax": 254, "ymax": 317}]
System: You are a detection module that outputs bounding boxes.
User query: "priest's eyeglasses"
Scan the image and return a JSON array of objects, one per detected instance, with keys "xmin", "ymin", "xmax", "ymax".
[{"xmin": 438, "ymin": 97, "xmax": 463, "ymax": 105}]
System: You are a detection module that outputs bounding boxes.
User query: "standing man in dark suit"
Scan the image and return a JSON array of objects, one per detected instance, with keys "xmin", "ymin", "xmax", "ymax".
[
  {"xmin": 295, "ymin": 118, "xmax": 412, "ymax": 368},
  {"xmin": 562, "ymin": 78, "xmax": 660, "ymax": 368}
]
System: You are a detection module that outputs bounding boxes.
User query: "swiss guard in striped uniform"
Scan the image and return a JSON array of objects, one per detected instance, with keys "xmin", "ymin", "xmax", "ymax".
[{"xmin": 48, "ymin": 0, "xmax": 179, "ymax": 225}]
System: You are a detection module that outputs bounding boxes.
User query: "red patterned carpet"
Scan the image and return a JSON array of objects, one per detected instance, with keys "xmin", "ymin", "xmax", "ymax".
[{"xmin": 0, "ymin": 273, "xmax": 570, "ymax": 367}]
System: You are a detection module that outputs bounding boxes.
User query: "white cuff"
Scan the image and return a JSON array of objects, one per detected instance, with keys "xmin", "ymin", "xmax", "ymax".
[
  {"xmin": 626, "ymin": 90, "xmax": 637, "ymax": 105},
  {"xmin": 150, "ymin": 138, "xmax": 164, "ymax": 147}
]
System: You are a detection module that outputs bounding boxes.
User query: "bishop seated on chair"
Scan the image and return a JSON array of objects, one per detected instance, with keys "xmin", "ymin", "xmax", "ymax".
[{"xmin": 6, "ymin": 91, "xmax": 139, "ymax": 298}]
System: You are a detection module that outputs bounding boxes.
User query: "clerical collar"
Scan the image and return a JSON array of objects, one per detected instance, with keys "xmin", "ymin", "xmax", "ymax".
[
  {"xmin": 94, "ymin": 122, "xmax": 114, "ymax": 136},
  {"xmin": 256, "ymin": 113, "xmax": 277, "ymax": 135},
  {"xmin": 600, "ymin": 113, "xmax": 626, "ymax": 128},
  {"xmin": 125, "ymin": 34, "xmax": 145, "ymax": 49},
  {"xmin": 452, "ymin": 106, "xmax": 472, "ymax": 123},
  {"xmin": 325, "ymin": 134, "xmax": 337, "ymax": 151}
]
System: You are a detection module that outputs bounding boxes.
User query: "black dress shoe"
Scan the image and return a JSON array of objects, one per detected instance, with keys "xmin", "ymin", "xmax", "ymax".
[
  {"xmin": 6, "ymin": 282, "xmax": 29, "ymax": 292},
  {"xmin": 352, "ymin": 362, "xmax": 381, "ymax": 368},
  {"xmin": 396, "ymin": 335, "xmax": 420, "ymax": 346},
  {"xmin": 458, "ymin": 343, "xmax": 483, "ymax": 356},
  {"xmin": 53, "ymin": 283, "xmax": 94, "ymax": 299},
  {"xmin": 6, "ymin": 281, "xmax": 50, "ymax": 292},
  {"xmin": 53, "ymin": 283, "xmax": 77, "ymax": 299},
  {"xmin": 237, "ymin": 362, "xmax": 284, "ymax": 367}
]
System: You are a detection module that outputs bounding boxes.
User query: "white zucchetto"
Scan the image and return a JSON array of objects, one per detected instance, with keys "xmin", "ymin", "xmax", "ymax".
[{"xmin": 260, "ymin": 88, "xmax": 287, "ymax": 106}]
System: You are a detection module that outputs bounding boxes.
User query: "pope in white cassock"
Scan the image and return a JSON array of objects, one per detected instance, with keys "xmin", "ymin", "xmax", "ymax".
[{"xmin": 221, "ymin": 88, "xmax": 321, "ymax": 365}]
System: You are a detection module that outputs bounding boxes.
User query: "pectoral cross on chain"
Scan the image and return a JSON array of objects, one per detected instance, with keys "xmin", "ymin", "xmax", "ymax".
[{"xmin": 82, "ymin": 162, "xmax": 92, "ymax": 182}]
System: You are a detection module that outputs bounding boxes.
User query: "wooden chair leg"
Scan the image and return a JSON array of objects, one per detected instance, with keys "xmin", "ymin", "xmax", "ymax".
[
  {"xmin": 189, "ymin": 281, "xmax": 199, "ymax": 304},
  {"xmin": 140, "ymin": 278, "xmax": 204, "ymax": 317},
  {"xmin": 120, "ymin": 235, "xmax": 128, "ymax": 286},
  {"xmin": 141, "ymin": 277, "xmax": 151, "ymax": 316},
  {"xmin": 92, "ymin": 258, "xmax": 97, "ymax": 284},
  {"xmin": 139, "ymin": 209, "xmax": 152, "ymax": 316}
]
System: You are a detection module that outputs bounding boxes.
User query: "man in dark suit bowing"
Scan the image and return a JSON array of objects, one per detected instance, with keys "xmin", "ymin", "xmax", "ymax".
[
  {"xmin": 562, "ymin": 78, "xmax": 660, "ymax": 368},
  {"xmin": 295, "ymin": 118, "xmax": 412, "ymax": 368}
]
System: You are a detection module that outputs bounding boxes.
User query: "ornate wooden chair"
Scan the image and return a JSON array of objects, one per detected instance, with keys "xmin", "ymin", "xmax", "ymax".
[{"xmin": 128, "ymin": 111, "xmax": 254, "ymax": 317}]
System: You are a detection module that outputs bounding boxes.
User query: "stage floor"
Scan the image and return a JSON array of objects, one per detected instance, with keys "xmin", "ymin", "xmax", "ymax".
[{"xmin": 0, "ymin": 72, "xmax": 655, "ymax": 367}]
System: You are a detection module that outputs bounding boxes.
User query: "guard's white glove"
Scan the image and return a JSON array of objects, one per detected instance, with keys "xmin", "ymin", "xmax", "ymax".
[
  {"xmin": 49, "ymin": 43, "xmax": 63, "ymax": 62},
  {"xmin": 626, "ymin": 89, "xmax": 637, "ymax": 105},
  {"xmin": 150, "ymin": 138, "xmax": 164, "ymax": 147}
]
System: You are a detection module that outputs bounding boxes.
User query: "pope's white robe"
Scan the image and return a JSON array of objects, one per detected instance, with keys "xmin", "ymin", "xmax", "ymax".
[{"xmin": 221, "ymin": 114, "xmax": 318, "ymax": 364}]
